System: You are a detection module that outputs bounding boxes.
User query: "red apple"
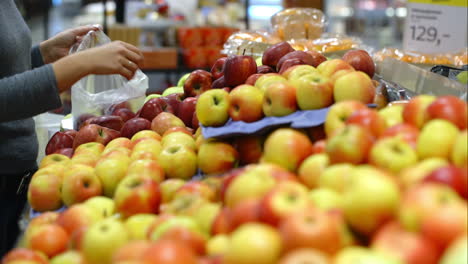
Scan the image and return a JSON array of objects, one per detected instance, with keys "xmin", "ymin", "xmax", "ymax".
[
  {"xmin": 278, "ymin": 58, "xmax": 307, "ymax": 74},
  {"xmin": 233, "ymin": 135, "xmax": 264, "ymax": 165},
  {"xmin": 402, "ymin": 95, "xmax": 436, "ymax": 129},
  {"xmin": 63, "ymin": 129, "xmax": 77, "ymax": 139},
  {"xmin": 423, "ymin": 165, "xmax": 468, "ymax": 199},
  {"xmin": 139, "ymin": 97, "xmax": 173, "ymax": 122},
  {"xmin": 120, "ymin": 117, "xmax": 152, "ymax": 139},
  {"xmin": 46, "ymin": 131, "xmax": 74, "ymax": 155},
  {"xmin": 305, "ymin": 50, "xmax": 327, "ymax": 67},
  {"xmin": 184, "ymin": 70, "xmax": 213, "ymax": 97},
  {"xmin": 229, "ymin": 199, "xmax": 261, "ymax": 230},
  {"xmin": 257, "ymin": 65, "xmax": 275, "ymax": 74},
  {"xmin": 53, "ymin": 147, "xmax": 74, "ymax": 158},
  {"xmin": 73, "ymin": 124, "xmax": 120, "ymax": 149},
  {"xmin": 162, "ymin": 93, "xmax": 183, "ymax": 117},
  {"xmin": 211, "ymin": 57, "xmax": 227, "ymax": 80},
  {"xmin": 141, "ymin": 239, "xmax": 198, "ymax": 264},
  {"xmin": 345, "ymin": 108, "xmax": 387, "ymax": 138},
  {"xmin": 245, "ymin": 73, "xmax": 264, "ymax": 86},
  {"xmin": 151, "ymin": 112, "xmax": 185, "ymax": 136},
  {"xmin": 312, "ymin": 139, "xmax": 326, "ymax": 154},
  {"xmin": 108, "ymin": 101, "xmax": 131, "ymax": 113},
  {"xmin": 56, "ymin": 204, "xmax": 100, "ymax": 235},
  {"xmin": 76, "ymin": 113, "xmax": 96, "ymax": 129},
  {"xmin": 223, "ymin": 55, "xmax": 257, "ymax": 87},
  {"xmin": 1, "ymin": 248, "xmax": 48, "ymax": 264},
  {"xmin": 81, "ymin": 115, "xmax": 124, "ymax": 131},
  {"xmin": 426, "ymin": 95, "xmax": 467, "ymax": 130},
  {"xmin": 342, "ymin": 49, "xmax": 375, "ymax": 78},
  {"xmin": 277, "ymin": 51, "xmax": 315, "ymax": 72},
  {"xmin": 211, "ymin": 75, "xmax": 226, "ymax": 88},
  {"xmin": 326, "ymin": 125, "xmax": 374, "ymax": 164},
  {"xmin": 159, "ymin": 227, "xmax": 207, "ymax": 255},
  {"xmin": 211, "ymin": 207, "xmax": 233, "ymax": 235},
  {"xmin": 262, "ymin": 41, "xmax": 295, "ymax": 68},
  {"xmin": 27, "ymin": 224, "xmax": 69, "ymax": 258},
  {"xmin": 112, "ymin": 108, "xmax": 136, "ymax": 122},
  {"xmin": 112, "ymin": 240, "xmax": 151, "ymax": 263},
  {"xmin": 178, "ymin": 97, "xmax": 198, "ymax": 127},
  {"xmin": 324, "ymin": 100, "xmax": 367, "ymax": 137}
]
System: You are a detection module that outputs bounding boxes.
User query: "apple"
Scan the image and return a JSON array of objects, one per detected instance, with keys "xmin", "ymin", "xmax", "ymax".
[
  {"xmin": 159, "ymin": 178, "xmax": 186, "ymax": 203},
  {"xmin": 73, "ymin": 142, "xmax": 105, "ymax": 156},
  {"xmin": 83, "ymin": 196, "xmax": 115, "ymax": 218},
  {"xmin": 112, "ymin": 108, "xmax": 136, "ymax": 122},
  {"xmin": 219, "ymin": 167, "xmax": 246, "ymax": 201},
  {"xmin": 27, "ymin": 173, "xmax": 62, "ymax": 212},
  {"xmin": 211, "ymin": 75, "xmax": 227, "ymax": 88},
  {"xmin": 158, "ymin": 145, "xmax": 197, "ymax": 179},
  {"xmin": 282, "ymin": 64, "xmax": 317, "ymax": 80},
  {"xmin": 245, "ymin": 73, "xmax": 264, "ymax": 86},
  {"xmin": 178, "ymin": 97, "xmax": 198, "ymax": 127},
  {"xmin": 174, "ymin": 181, "xmax": 216, "ymax": 202},
  {"xmin": 145, "ymin": 93, "xmax": 162, "ymax": 102},
  {"xmin": 151, "ymin": 112, "xmax": 185, "ymax": 136},
  {"xmin": 211, "ymin": 57, "xmax": 228, "ymax": 80},
  {"xmin": 400, "ymin": 158, "xmax": 449, "ymax": 189},
  {"xmin": 369, "ymin": 137, "xmax": 418, "ymax": 174},
  {"xmin": 191, "ymin": 202, "xmax": 222, "ymax": 235},
  {"xmin": 1, "ymin": 248, "xmax": 48, "ymax": 264},
  {"xmin": 206, "ymin": 234, "xmax": 229, "ymax": 256},
  {"xmin": 81, "ymin": 115, "xmax": 125, "ymax": 131},
  {"xmin": 228, "ymin": 198, "xmax": 261, "ymax": 230},
  {"xmin": 94, "ymin": 157, "xmax": 129, "ymax": 197},
  {"xmin": 124, "ymin": 213, "xmax": 157, "ymax": 240},
  {"xmin": 309, "ymin": 188, "xmax": 344, "ymax": 211},
  {"xmin": 141, "ymin": 239, "xmax": 198, "ymax": 264},
  {"xmin": 27, "ymin": 224, "xmax": 69, "ymax": 258},
  {"xmin": 225, "ymin": 169, "xmax": 276, "ymax": 208},
  {"xmin": 114, "ymin": 174, "xmax": 161, "ymax": 218},
  {"xmin": 417, "ymin": 119, "xmax": 459, "ymax": 159},
  {"xmin": 371, "ymin": 221, "xmax": 440, "ymax": 264},
  {"xmin": 305, "ymin": 50, "xmax": 327, "ymax": 67},
  {"xmin": 228, "ymin": 84, "xmax": 264, "ymax": 122},
  {"xmin": 257, "ymin": 65, "xmax": 275, "ymax": 74},
  {"xmin": 138, "ymin": 97, "xmax": 173, "ymax": 122},
  {"xmin": 326, "ymin": 125, "xmax": 374, "ymax": 164},
  {"xmin": 276, "ymin": 51, "xmax": 315, "ymax": 72},
  {"xmin": 38, "ymin": 153, "xmax": 70, "ymax": 169},
  {"xmin": 147, "ymin": 216, "xmax": 202, "ymax": 241},
  {"xmin": 380, "ymin": 123, "xmax": 419, "ymax": 148},
  {"xmin": 262, "ymin": 41, "xmax": 294, "ymax": 68},
  {"xmin": 73, "ymin": 124, "xmax": 120, "ymax": 149},
  {"xmin": 317, "ymin": 59, "xmax": 354, "ymax": 77},
  {"xmin": 46, "ymin": 131, "xmax": 74, "ymax": 155},
  {"xmin": 346, "ymin": 108, "xmax": 387, "ymax": 138},
  {"xmin": 254, "ymin": 73, "xmax": 287, "ymax": 92},
  {"xmin": 334, "ymin": 71, "xmax": 375, "ymax": 104},
  {"xmin": 162, "ymin": 86, "xmax": 184, "ymax": 96},
  {"xmin": 312, "ymin": 139, "xmax": 326, "ymax": 154},
  {"xmin": 223, "ymin": 55, "xmax": 257, "ymax": 87},
  {"xmin": 378, "ymin": 104, "xmax": 405, "ymax": 128},
  {"xmin": 423, "ymin": 165, "xmax": 467, "ymax": 199},
  {"xmin": 53, "ymin": 148, "xmax": 74, "ymax": 158},
  {"xmin": 161, "ymin": 131, "xmax": 196, "ymax": 151},
  {"xmin": 127, "ymin": 159, "xmax": 165, "ymax": 183},
  {"xmin": 334, "ymin": 246, "xmax": 400, "ymax": 264},
  {"xmin": 402, "ymin": 95, "xmax": 436, "ymax": 129},
  {"xmin": 225, "ymin": 223, "xmax": 282, "ymax": 264},
  {"xmin": 343, "ymin": 166, "xmax": 400, "ymax": 235},
  {"xmin": 211, "ymin": 207, "xmax": 232, "ymax": 235},
  {"xmin": 451, "ymin": 130, "xmax": 467, "ymax": 167},
  {"xmin": 342, "ymin": 49, "xmax": 375, "ymax": 78},
  {"xmin": 278, "ymin": 58, "xmax": 307, "ymax": 74},
  {"xmin": 259, "ymin": 181, "xmax": 310, "ymax": 226},
  {"xmin": 130, "ymin": 129, "xmax": 161, "ymax": 143},
  {"xmin": 426, "ymin": 95, "xmax": 467, "ymax": 130},
  {"xmin": 291, "ymin": 72, "xmax": 333, "ymax": 110},
  {"xmin": 262, "ymin": 81, "xmax": 297, "ymax": 117},
  {"xmin": 131, "ymin": 138, "xmax": 162, "ymax": 160},
  {"xmin": 112, "ymin": 240, "xmax": 151, "ymax": 263},
  {"xmin": 50, "ymin": 250, "xmax": 88, "ymax": 264},
  {"xmin": 297, "ymin": 153, "xmax": 329, "ymax": 189},
  {"xmin": 61, "ymin": 164, "xmax": 102, "ymax": 206},
  {"xmin": 177, "ymin": 72, "xmax": 191, "ymax": 87},
  {"xmin": 439, "ymin": 236, "xmax": 468, "ymax": 264},
  {"xmin": 278, "ymin": 248, "xmax": 330, "ymax": 264},
  {"xmin": 196, "ymin": 89, "xmax": 230, "ymax": 127},
  {"xmin": 262, "ymin": 128, "xmax": 313, "ymax": 172},
  {"xmin": 318, "ymin": 163, "xmax": 355, "ymax": 193},
  {"xmin": 75, "ymin": 113, "xmax": 96, "ymax": 129},
  {"xmin": 198, "ymin": 141, "xmax": 239, "ymax": 175},
  {"xmin": 159, "ymin": 227, "xmax": 207, "ymax": 255},
  {"xmin": 184, "ymin": 69, "xmax": 213, "ymax": 97},
  {"xmin": 233, "ymin": 135, "xmax": 264, "ymax": 165},
  {"xmin": 324, "ymin": 100, "xmax": 367, "ymax": 137},
  {"xmin": 279, "ymin": 207, "xmax": 342, "ymax": 255},
  {"xmin": 82, "ymin": 218, "xmax": 129, "ymax": 264},
  {"xmin": 104, "ymin": 137, "xmax": 132, "ymax": 153},
  {"xmin": 163, "ymin": 126, "xmax": 193, "ymax": 137}
]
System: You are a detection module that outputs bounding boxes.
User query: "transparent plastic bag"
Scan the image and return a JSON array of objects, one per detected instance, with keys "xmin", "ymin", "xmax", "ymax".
[{"xmin": 70, "ymin": 30, "xmax": 148, "ymax": 129}]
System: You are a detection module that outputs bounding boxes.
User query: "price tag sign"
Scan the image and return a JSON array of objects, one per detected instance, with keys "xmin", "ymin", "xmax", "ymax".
[{"xmin": 403, "ymin": 0, "xmax": 467, "ymax": 54}]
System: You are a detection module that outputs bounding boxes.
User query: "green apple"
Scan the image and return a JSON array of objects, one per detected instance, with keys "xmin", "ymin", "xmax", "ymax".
[
  {"xmin": 50, "ymin": 250, "xmax": 86, "ymax": 264},
  {"xmin": 206, "ymin": 234, "xmax": 230, "ymax": 256},
  {"xmin": 83, "ymin": 196, "xmax": 115, "ymax": 218},
  {"xmin": 318, "ymin": 163, "xmax": 354, "ymax": 193},
  {"xmin": 225, "ymin": 169, "xmax": 276, "ymax": 208},
  {"xmin": 162, "ymin": 86, "xmax": 184, "ymax": 96},
  {"xmin": 144, "ymin": 93, "xmax": 162, "ymax": 103},
  {"xmin": 82, "ymin": 218, "xmax": 129, "ymax": 264},
  {"xmin": 309, "ymin": 188, "xmax": 343, "ymax": 211},
  {"xmin": 196, "ymin": 89, "xmax": 230, "ymax": 127},
  {"xmin": 124, "ymin": 213, "xmax": 158, "ymax": 240},
  {"xmin": 451, "ymin": 130, "xmax": 467, "ymax": 167},
  {"xmin": 291, "ymin": 72, "xmax": 334, "ymax": 110},
  {"xmin": 343, "ymin": 166, "xmax": 400, "ymax": 235},
  {"xmin": 255, "ymin": 57, "xmax": 263, "ymax": 66},
  {"xmin": 297, "ymin": 153, "xmax": 330, "ymax": 189},
  {"xmin": 440, "ymin": 235, "xmax": 467, "ymax": 264},
  {"xmin": 158, "ymin": 145, "xmax": 197, "ymax": 180},
  {"xmin": 369, "ymin": 137, "xmax": 418, "ymax": 174},
  {"xmin": 417, "ymin": 119, "xmax": 459, "ymax": 159},
  {"xmin": 225, "ymin": 223, "xmax": 282, "ymax": 264},
  {"xmin": 177, "ymin": 73, "xmax": 191, "ymax": 87}
]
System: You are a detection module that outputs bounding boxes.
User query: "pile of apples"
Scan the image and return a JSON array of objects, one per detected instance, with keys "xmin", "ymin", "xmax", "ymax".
[{"xmin": 4, "ymin": 87, "xmax": 467, "ymax": 264}]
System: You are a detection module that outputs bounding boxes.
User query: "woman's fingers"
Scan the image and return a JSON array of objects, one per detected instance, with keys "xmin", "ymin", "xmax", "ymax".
[
  {"xmin": 121, "ymin": 48, "xmax": 143, "ymax": 67},
  {"xmin": 120, "ymin": 41, "xmax": 144, "ymax": 60}
]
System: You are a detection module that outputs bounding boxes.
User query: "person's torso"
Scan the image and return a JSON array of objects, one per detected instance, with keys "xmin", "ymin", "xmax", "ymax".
[{"xmin": 0, "ymin": 0, "xmax": 39, "ymax": 173}]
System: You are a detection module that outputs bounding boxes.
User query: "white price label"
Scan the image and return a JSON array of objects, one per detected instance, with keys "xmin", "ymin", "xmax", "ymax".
[{"xmin": 403, "ymin": 0, "xmax": 467, "ymax": 54}]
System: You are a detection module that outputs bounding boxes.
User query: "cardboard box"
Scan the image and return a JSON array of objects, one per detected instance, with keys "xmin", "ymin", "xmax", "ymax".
[{"xmin": 141, "ymin": 48, "xmax": 178, "ymax": 70}]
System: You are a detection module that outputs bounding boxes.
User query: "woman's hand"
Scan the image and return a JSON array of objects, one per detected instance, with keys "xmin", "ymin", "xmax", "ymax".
[
  {"xmin": 40, "ymin": 25, "xmax": 99, "ymax": 64},
  {"xmin": 52, "ymin": 40, "xmax": 144, "ymax": 92}
]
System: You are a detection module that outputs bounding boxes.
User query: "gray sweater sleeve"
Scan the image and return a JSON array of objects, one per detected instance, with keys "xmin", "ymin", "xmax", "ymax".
[
  {"xmin": 0, "ymin": 64, "xmax": 62, "ymax": 122},
  {"xmin": 31, "ymin": 45, "xmax": 45, "ymax": 69}
]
